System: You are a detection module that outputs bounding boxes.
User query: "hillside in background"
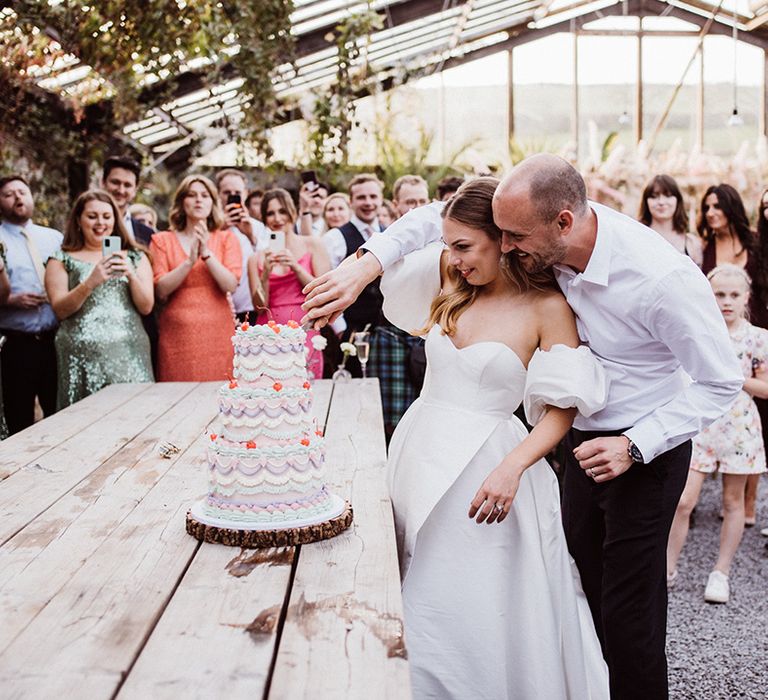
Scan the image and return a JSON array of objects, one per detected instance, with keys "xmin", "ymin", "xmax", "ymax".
[{"xmin": 350, "ymin": 83, "xmax": 763, "ymax": 166}]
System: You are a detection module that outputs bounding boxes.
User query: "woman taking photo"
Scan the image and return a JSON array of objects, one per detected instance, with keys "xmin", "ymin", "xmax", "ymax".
[
  {"xmin": 249, "ymin": 188, "xmax": 330, "ymax": 378},
  {"xmin": 150, "ymin": 175, "xmax": 241, "ymax": 381},
  {"xmin": 45, "ymin": 190, "xmax": 153, "ymax": 408},
  {"xmin": 639, "ymin": 174, "xmax": 702, "ymax": 266}
]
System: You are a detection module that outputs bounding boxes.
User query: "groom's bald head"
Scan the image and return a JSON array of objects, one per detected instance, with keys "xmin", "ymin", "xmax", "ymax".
[{"xmin": 494, "ymin": 154, "xmax": 588, "ymax": 224}]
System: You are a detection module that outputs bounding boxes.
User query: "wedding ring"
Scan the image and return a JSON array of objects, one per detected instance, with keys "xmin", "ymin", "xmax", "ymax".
[
  {"xmin": 589, "ymin": 468, "xmax": 596, "ymax": 478},
  {"xmin": 492, "ymin": 504, "xmax": 502, "ymax": 513}
]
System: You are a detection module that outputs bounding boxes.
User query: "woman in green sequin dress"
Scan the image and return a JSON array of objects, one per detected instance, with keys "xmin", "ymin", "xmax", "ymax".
[{"xmin": 44, "ymin": 190, "xmax": 154, "ymax": 409}]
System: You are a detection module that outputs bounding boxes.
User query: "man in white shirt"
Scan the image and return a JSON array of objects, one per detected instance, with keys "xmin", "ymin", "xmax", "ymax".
[
  {"xmin": 0, "ymin": 175, "xmax": 63, "ymax": 434},
  {"xmin": 215, "ymin": 169, "xmax": 268, "ymax": 324},
  {"xmin": 301, "ymin": 155, "xmax": 742, "ymax": 699},
  {"xmin": 392, "ymin": 174, "xmax": 429, "ymax": 218}
]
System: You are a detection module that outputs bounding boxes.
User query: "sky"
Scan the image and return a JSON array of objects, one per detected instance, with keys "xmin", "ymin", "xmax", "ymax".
[{"xmin": 415, "ymin": 16, "xmax": 764, "ymax": 88}]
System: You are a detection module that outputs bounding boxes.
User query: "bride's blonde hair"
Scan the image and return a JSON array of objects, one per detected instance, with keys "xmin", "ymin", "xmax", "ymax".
[{"xmin": 418, "ymin": 177, "xmax": 556, "ymax": 336}]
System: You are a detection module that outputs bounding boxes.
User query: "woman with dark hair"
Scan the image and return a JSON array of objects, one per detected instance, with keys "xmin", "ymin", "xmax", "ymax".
[
  {"xmin": 44, "ymin": 190, "xmax": 154, "ymax": 407},
  {"xmin": 150, "ymin": 175, "xmax": 241, "ymax": 381},
  {"xmin": 699, "ymin": 185, "xmax": 757, "ymax": 284},
  {"xmin": 639, "ymin": 174, "xmax": 702, "ymax": 266},
  {"xmin": 250, "ymin": 188, "xmax": 329, "ymax": 378},
  {"xmin": 382, "ymin": 178, "xmax": 609, "ymax": 699}
]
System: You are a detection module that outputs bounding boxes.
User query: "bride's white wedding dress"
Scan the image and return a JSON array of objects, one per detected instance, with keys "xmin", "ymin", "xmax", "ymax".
[{"xmin": 383, "ymin": 244, "xmax": 610, "ymax": 700}]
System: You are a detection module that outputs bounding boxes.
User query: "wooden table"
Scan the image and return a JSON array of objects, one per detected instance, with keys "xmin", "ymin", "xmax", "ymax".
[{"xmin": 0, "ymin": 379, "xmax": 411, "ymax": 699}]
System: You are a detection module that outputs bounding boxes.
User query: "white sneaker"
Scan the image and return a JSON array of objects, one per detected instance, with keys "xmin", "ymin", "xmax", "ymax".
[
  {"xmin": 761, "ymin": 527, "xmax": 768, "ymax": 537},
  {"xmin": 704, "ymin": 570, "xmax": 729, "ymax": 603}
]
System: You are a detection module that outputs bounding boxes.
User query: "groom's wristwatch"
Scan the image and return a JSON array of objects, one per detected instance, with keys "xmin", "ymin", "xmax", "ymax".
[{"xmin": 622, "ymin": 435, "xmax": 644, "ymax": 464}]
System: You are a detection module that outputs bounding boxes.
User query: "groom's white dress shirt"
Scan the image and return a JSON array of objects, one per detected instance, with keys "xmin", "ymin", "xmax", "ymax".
[{"xmin": 361, "ymin": 200, "xmax": 743, "ymax": 464}]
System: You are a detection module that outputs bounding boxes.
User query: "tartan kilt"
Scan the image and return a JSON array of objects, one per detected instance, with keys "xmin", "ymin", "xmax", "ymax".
[{"xmin": 368, "ymin": 325, "xmax": 421, "ymax": 435}]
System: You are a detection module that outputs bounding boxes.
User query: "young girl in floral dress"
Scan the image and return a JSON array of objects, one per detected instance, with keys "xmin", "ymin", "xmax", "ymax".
[{"xmin": 667, "ymin": 264, "xmax": 768, "ymax": 603}]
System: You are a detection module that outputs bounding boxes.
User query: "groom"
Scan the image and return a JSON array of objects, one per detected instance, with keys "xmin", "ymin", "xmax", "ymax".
[{"xmin": 301, "ymin": 155, "xmax": 742, "ymax": 700}]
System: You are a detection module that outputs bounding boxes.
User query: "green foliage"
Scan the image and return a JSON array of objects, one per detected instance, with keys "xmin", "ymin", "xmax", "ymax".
[
  {"xmin": 0, "ymin": 1, "xmax": 295, "ymax": 195},
  {"xmin": 306, "ymin": 6, "xmax": 384, "ymax": 166}
]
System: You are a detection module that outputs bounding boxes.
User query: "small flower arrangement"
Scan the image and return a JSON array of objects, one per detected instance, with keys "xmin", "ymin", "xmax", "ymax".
[
  {"xmin": 311, "ymin": 335, "xmax": 328, "ymax": 351},
  {"xmin": 339, "ymin": 341, "xmax": 357, "ymax": 357},
  {"xmin": 332, "ymin": 341, "xmax": 358, "ymax": 383}
]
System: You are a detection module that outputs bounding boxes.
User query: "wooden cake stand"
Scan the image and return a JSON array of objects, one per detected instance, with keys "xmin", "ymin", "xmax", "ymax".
[{"xmin": 186, "ymin": 499, "xmax": 353, "ymax": 548}]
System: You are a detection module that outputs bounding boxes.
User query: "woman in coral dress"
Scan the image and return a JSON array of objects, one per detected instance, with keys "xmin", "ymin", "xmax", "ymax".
[
  {"xmin": 251, "ymin": 188, "xmax": 330, "ymax": 379},
  {"xmin": 150, "ymin": 175, "xmax": 241, "ymax": 381},
  {"xmin": 382, "ymin": 179, "xmax": 609, "ymax": 699}
]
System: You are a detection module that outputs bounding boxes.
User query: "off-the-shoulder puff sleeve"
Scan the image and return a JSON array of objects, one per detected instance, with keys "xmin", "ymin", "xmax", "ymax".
[
  {"xmin": 380, "ymin": 241, "xmax": 443, "ymax": 335},
  {"xmin": 524, "ymin": 344, "xmax": 609, "ymax": 425}
]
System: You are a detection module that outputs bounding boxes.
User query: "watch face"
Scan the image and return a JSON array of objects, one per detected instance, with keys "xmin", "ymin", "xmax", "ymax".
[{"xmin": 630, "ymin": 444, "xmax": 643, "ymax": 463}]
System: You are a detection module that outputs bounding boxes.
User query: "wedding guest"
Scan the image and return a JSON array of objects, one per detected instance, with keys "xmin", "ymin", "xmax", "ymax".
[
  {"xmin": 128, "ymin": 203, "xmax": 158, "ymax": 231},
  {"xmin": 101, "ymin": 156, "xmax": 154, "ymax": 246},
  {"xmin": 0, "ymin": 175, "xmax": 62, "ymax": 434},
  {"xmin": 301, "ymin": 154, "xmax": 742, "ymax": 699},
  {"xmin": 639, "ymin": 174, "xmax": 702, "ymax": 266},
  {"xmin": 322, "ymin": 174, "xmax": 385, "ymax": 377},
  {"xmin": 378, "ymin": 199, "xmax": 397, "ymax": 228},
  {"xmin": 151, "ymin": 175, "xmax": 241, "ymax": 381},
  {"xmin": 667, "ymin": 265, "xmax": 768, "ymax": 602},
  {"xmin": 372, "ymin": 180, "xmax": 432, "ymax": 441},
  {"xmin": 215, "ymin": 169, "xmax": 268, "ymax": 325},
  {"xmin": 297, "ymin": 180, "xmax": 329, "ymax": 236},
  {"xmin": 45, "ymin": 190, "xmax": 153, "ymax": 408},
  {"xmin": 102, "ymin": 156, "xmax": 158, "ymax": 371},
  {"xmin": 245, "ymin": 189, "xmax": 264, "ymax": 221},
  {"xmin": 436, "ymin": 175, "xmax": 464, "ymax": 202},
  {"xmin": 392, "ymin": 174, "xmax": 430, "ymax": 218},
  {"xmin": 323, "ymin": 192, "xmax": 351, "ymax": 231},
  {"xmin": 749, "ymin": 186, "xmax": 768, "ymax": 524},
  {"xmin": 251, "ymin": 188, "xmax": 328, "ymax": 378},
  {"xmin": 700, "ymin": 183, "xmax": 768, "ymax": 528},
  {"xmin": 0, "ymin": 244, "xmax": 10, "ymax": 439}
]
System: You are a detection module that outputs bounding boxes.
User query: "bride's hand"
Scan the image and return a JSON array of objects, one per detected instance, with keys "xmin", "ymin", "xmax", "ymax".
[{"xmin": 469, "ymin": 461, "xmax": 523, "ymax": 524}]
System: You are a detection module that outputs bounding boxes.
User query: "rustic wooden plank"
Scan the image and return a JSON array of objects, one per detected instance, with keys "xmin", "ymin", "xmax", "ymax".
[
  {"xmin": 0, "ymin": 382, "xmax": 151, "ymax": 482},
  {"xmin": 115, "ymin": 380, "xmax": 334, "ymax": 699},
  {"xmin": 0, "ymin": 381, "xmax": 218, "ymax": 660},
  {"xmin": 0, "ymin": 382, "xmax": 196, "ymax": 545},
  {"xmin": 0, "ymin": 383, "xmax": 226, "ymax": 698},
  {"xmin": 269, "ymin": 379, "xmax": 411, "ymax": 699}
]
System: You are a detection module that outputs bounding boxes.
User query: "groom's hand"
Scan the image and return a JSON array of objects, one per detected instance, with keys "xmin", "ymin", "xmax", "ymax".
[
  {"xmin": 573, "ymin": 436, "xmax": 633, "ymax": 483},
  {"xmin": 301, "ymin": 252, "xmax": 382, "ymax": 329}
]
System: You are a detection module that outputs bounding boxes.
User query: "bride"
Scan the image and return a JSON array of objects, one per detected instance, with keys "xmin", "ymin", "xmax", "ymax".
[{"xmin": 382, "ymin": 178, "xmax": 609, "ymax": 699}]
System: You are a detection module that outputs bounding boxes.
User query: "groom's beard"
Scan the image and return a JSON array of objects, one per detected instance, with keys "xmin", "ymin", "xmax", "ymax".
[{"xmin": 518, "ymin": 241, "xmax": 567, "ymax": 274}]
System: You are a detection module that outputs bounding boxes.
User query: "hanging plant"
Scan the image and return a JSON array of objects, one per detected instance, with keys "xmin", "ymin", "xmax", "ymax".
[{"xmin": 307, "ymin": 6, "xmax": 384, "ymax": 166}]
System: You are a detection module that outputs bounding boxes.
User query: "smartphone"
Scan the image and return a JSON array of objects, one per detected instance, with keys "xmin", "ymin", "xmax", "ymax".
[
  {"xmin": 301, "ymin": 170, "xmax": 319, "ymax": 192},
  {"xmin": 102, "ymin": 236, "xmax": 121, "ymax": 258},
  {"xmin": 227, "ymin": 193, "xmax": 242, "ymax": 206},
  {"xmin": 268, "ymin": 230, "xmax": 285, "ymax": 253}
]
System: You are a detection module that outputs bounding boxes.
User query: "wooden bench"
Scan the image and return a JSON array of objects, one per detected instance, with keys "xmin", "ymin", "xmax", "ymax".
[{"xmin": 0, "ymin": 379, "xmax": 411, "ymax": 699}]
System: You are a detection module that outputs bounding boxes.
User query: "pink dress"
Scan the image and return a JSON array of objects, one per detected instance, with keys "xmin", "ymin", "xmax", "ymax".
[{"xmin": 257, "ymin": 252, "xmax": 323, "ymax": 379}]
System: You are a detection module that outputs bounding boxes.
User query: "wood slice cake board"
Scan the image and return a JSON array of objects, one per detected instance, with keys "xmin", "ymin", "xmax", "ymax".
[{"xmin": 186, "ymin": 501, "xmax": 353, "ymax": 548}]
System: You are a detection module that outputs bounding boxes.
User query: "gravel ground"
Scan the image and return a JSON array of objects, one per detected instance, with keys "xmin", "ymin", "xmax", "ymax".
[{"xmin": 667, "ymin": 474, "xmax": 768, "ymax": 699}]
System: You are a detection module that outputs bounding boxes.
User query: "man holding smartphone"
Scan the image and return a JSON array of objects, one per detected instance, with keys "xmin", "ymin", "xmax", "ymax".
[{"xmin": 215, "ymin": 169, "xmax": 268, "ymax": 324}]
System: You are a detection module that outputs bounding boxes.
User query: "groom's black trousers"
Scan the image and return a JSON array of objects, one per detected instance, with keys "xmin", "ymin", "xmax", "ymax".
[{"xmin": 562, "ymin": 428, "xmax": 691, "ymax": 700}]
